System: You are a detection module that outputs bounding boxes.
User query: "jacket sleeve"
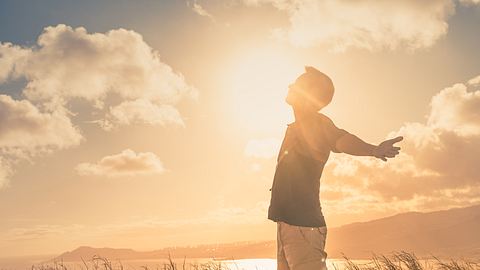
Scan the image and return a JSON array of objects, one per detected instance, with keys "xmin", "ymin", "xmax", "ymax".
[{"xmin": 319, "ymin": 114, "xmax": 349, "ymax": 153}]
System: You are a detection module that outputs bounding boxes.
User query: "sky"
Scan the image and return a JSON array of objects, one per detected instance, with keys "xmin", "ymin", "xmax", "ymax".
[{"xmin": 1, "ymin": 0, "xmax": 480, "ymax": 258}]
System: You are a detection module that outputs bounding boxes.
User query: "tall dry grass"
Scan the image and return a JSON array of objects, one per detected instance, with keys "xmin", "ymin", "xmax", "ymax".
[
  {"xmin": 336, "ymin": 251, "xmax": 480, "ymax": 270},
  {"xmin": 30, "ymin": 253, "xmax": 228, "ymax": 270},
  {"xmin": 30, "ymin": 251, "xmax": 480, "ymax": 270}
]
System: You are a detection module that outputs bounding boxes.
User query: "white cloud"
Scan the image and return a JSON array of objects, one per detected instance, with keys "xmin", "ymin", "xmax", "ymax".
[
  {"xmin": 76, "ymin": 149, "xmax": 165, "ymax": 177},
  {"xmin": 0, "ymin": 158, "xmax": 12, "ymax": 189},
  {"xmin": 244, "ymin": 0, "xmax": 456, "ymax": 51},
  {"xmin": 459, "ymin": 0, "xmax": 480, "ymax": 5},
  {"xmin": 0, "ymin": 94, "xmax": 82, "ymax": 156},
  {"xmin": 188, "ymin": 0, "xmax": 215, "ymax": 21},
  {"xmin": 427, "ymin": 83, "xmax": 480, "ymax": 135},
  {"xmin": 0, "ymin": 24, "xmax": 197, "ymax": 187},
  {"xmin": 243, "ymin": 0, "xmax": 291, "ymax": 9},
  {"xmin": 322, "ymin": 74, "xmax": 480, "ymax": 213},
  {"xmin": 244, "ymin": 138, "xmax": 281, "ymax": 159},
  {"xmin": 468, "ymin": 75, "xmax": 480, "ymax": 86},
  {"xmin": 100, "ymin": 99, "xmax": 185, "ymax": 131},
  {"xmin": 17, "ymin": 24, "xmax": 197, "ymax": 122},
  {"xmin": 0, "ymin": 93, "xmax": 82, "ymax": 188},
  {"xmin": 0, "ymin": 42, "xmax": 30, "ymax": 83}
]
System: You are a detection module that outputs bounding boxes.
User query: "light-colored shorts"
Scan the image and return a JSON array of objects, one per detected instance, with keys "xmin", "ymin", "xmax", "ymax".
[{"xmin": 276, "ymin": 221, "xmax": 328, "ymax": 270}]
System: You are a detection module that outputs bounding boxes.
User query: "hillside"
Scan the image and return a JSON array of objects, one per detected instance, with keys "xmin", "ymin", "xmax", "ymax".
[
  {"xmin": 54, "ymin": 241, "xmax": 276, "ymax": 261},
  {"xmin": 326, "ymin": 204, "xmax": 480, "ymax": 258},
  {"xmin": 53, "ymin": 204, "xmax": 480, "ymax": 261}
]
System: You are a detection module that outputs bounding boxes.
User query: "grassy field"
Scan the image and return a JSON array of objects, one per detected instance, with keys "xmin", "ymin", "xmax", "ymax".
[
  {"xmin": 29, "ymin": 251, "xmax": 480, "ymax": 270},
  {"xmin": 337, "ymin": 251, "xmax": 480, "ymax": 270}
]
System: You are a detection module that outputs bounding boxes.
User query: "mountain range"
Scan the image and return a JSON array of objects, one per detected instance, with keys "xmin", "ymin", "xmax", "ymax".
[
  {"xmin": 327, "ymin": 203, "xmax": 480, "ymax": 258},
  {"xmin": 53, "ymin": 204, "xmax": 480, "ymax": 261}
]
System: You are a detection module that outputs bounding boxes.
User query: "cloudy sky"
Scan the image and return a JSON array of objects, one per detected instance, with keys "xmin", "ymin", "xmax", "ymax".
[{"xmin": 1, "ymin": 0, "xmax": 480, "ymax": 257}]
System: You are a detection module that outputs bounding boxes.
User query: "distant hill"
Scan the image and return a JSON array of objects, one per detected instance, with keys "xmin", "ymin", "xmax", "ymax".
[
  {"xmin": 326, "ymin": 204, "xmax": 480, "ymax": 258},
  {"xmin": 54, "ymin": 241, "xmax": 276, "ymax": 262},
  {"xmin": 53, "ymin": 204, "xmax": 480, "ymax": 261}
]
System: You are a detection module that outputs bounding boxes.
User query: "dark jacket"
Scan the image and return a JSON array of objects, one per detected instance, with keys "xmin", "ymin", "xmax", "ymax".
[{"xmin": 267, "ymin": 113, "xmax": 347, "ymax": 227}]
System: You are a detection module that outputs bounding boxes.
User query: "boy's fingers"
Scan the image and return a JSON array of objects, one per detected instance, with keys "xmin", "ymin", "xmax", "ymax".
[
  {"xmin": 387, "ymin": 136, "xmax": 403, "ymax": 145},
  {"xmin": 379, "ymin": 156, "xmax": 387, "ymax": 161},
  {"xmin": 385, "ymin": 148, "xmax": 398, "ymax": 153}
]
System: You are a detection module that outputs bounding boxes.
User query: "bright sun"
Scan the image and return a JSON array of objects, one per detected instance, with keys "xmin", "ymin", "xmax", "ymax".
[{"xmin": 225, "ymin": 46, "xmax": 302, "ymax": 134}]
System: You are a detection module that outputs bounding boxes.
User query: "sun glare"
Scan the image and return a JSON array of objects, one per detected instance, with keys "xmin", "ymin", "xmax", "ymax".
[{"xmin": 225, "ymin": 47, "xmax": 301, "ymax": 134}]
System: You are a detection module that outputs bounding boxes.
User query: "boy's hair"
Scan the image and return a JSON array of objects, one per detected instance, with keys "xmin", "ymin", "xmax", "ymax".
[{"xmin": 288, "ymin": 66, "xmax": 334, "ymax": 110}]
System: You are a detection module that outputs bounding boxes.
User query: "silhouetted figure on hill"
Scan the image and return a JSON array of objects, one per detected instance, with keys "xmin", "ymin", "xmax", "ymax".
[{"xmin": 268, "ymin": 66, "xmax": 403, "ymax": 270}]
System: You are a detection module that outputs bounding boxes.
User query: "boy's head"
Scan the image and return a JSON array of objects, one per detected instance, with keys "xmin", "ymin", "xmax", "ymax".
[{"xmin": 286, "ymin": 66, "xmax": 334, "ymax": 111}]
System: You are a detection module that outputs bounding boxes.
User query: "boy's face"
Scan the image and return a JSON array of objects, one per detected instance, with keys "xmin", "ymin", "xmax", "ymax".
[{"xmin": 285, "ymin": 75, "xmax": 329, "ymax": 111}]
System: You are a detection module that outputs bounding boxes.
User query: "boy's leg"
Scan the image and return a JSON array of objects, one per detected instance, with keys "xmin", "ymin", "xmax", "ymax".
[
  {"xmin": 278, "ymin": 221, "xmax": 328, "ymax": 270},
  {"xmin": 277, "ymin": 222, "xmax": 290, "ymax": 270}
]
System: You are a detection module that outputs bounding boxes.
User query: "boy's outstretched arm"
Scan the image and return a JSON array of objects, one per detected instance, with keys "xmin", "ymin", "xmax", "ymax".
[{"xmin": 335, "ymin": 133, "xmax": 403, "ymax": 161}]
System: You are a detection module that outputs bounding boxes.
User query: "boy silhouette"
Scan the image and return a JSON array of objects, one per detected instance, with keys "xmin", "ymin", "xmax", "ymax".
[{"xmin": 268, "ymin": 66, "xmax": 403, "ymax": 270}]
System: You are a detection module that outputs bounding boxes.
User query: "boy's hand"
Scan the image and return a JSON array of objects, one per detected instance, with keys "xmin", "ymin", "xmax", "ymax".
[{"xmin": 372, "ymin": 136, "xmax": 403, "ymax": 161}]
